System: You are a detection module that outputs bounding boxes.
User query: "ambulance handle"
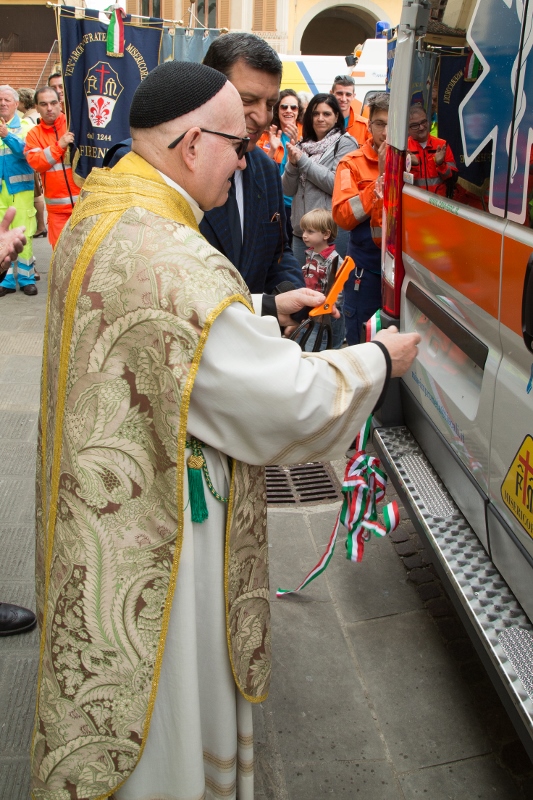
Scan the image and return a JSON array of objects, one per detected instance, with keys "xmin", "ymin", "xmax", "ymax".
[
  {"xmin": 522, "ymin": 253, "xmax": 533, "ymax": 353},
  {"xmin": 406, "ymin": 283, "xmax": 488, "ymax": 369}
]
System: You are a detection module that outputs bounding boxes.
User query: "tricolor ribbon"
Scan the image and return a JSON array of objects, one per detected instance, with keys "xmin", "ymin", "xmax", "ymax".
[
  {"xmin": 106, "ymin": 5, "xmax": 126, "ymax": 57},
  {"xmin": 277, "ymin": 310, "xmax": 400, "ymax": 598}
]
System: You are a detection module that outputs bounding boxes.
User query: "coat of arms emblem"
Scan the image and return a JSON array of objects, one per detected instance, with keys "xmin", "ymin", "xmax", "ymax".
[{"xmin": 84, "ymin": 61, "xmax": 124, "ymax": 128}]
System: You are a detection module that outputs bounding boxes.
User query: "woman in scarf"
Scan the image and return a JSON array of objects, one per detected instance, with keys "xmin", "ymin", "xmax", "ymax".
[{"xmin": 282, "ymin": 93, "xmax": 357, "ymax": 267}]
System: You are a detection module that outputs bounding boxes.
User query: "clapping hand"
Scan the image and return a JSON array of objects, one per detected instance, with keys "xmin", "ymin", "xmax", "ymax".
[
  {"xmin": 286, "ymin": 141, "xmax": 302, "ymax": 165},
  {"xmin": 434, "ymin": 144, "xmax": 446, "ymax": 166},
  {"xmin": 0, "ymin": 117, "xmax": 8, "ymax": 138},
  {"xmin": 267, "ymin": 124, "xmax": 282, "ymax": 155}
]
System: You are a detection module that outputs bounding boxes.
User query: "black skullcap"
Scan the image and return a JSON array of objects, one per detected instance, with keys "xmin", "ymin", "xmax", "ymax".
[{"xmin": 129, "ymin": 61, "xmax": 227, "ymax": 129}]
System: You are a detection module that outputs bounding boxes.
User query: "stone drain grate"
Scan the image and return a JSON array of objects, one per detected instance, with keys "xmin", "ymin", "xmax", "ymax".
[{"xmin": 266, "ymin": 462, "xmax": 342, "ymax": 506}]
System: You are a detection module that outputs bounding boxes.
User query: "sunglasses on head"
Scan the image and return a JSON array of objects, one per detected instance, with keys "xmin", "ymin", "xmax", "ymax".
[
  {"xmin": 334, "ymin": 75, "xmax": 355, "ymax": 84},
  {"xmin": 280, "ymin": 103, "xmax": 298, "ymax": 111},
  {"xmin": 168, "ymin": 127, "xmax": 250, "ymax": 159}
]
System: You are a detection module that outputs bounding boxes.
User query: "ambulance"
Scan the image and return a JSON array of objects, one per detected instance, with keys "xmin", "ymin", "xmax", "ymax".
[
  {"xmin": 374, "ymin": 0, "xmax": 533, "ymax": 758},
  {"xmin": 279, "ymin": 38, "xmax": 387, "ymax": 104}
]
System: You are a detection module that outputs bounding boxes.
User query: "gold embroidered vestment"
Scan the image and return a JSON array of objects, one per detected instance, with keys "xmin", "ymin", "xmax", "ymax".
[{"xmin": 32, "ymin": 153, "xmax": 271, "ymax": 800}]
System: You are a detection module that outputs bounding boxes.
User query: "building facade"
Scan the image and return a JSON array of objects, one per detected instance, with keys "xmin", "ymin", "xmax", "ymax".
[{"xmin": 0, "ymin": 1, "xmax": 480, "ymax": 59}]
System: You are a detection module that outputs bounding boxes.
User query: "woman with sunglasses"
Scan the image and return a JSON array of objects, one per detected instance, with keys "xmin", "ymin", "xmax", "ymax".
[
  {"xmin": 282, "ymin": 93, "xmax": 357, "ymax": 268},
  {"xmin": 258, "ymin": 89, "xmax": 303, "ymax": 244}
]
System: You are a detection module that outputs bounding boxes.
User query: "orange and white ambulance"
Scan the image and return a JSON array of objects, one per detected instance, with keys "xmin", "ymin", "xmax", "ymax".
[{"xmin": 374, "ymin": 0, "xmax": 533, "ymax": 757}]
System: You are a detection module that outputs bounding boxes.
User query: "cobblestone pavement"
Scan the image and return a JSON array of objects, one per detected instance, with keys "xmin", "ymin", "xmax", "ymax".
[{"xmin": 0, "ymin": 237, "xmax": 532, "ymax": 799}]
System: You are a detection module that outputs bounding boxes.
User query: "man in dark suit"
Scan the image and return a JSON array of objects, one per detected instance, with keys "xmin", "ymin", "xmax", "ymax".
[{"xmin": 202, "ymin": 33, "xmax": 304, "ymax": 294}]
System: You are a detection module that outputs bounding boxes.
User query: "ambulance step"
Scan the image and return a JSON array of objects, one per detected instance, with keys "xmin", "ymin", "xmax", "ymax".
[{"xmin": 373, "ymin": 425, "xmax": 533, "ymax": 754}]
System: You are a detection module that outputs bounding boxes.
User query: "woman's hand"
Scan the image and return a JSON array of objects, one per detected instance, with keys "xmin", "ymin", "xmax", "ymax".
[
  {"xmin": 287, "ymin": 141, "xmax": 302, "ymax": 165},
  {"xmin": 283, "ymin": 121, "xmax": 299, "ymax": 142},
  {"xmin": 267, "ymin": 124, "xmax": 282, "ymax": 156}
]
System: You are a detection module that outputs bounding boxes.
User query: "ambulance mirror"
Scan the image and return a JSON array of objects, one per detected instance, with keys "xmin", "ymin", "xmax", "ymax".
[{"xmin": 522, "ymin": 253, "xmax": 533, "ymax": 353}]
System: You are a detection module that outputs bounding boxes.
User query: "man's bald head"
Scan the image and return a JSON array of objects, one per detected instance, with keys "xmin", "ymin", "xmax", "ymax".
[{"xmin": 132, "ymin": 79, "xmax": 247, "ymax": 211}]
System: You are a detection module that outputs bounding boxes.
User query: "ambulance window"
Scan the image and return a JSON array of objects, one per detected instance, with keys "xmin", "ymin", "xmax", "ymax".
[
  {"xmin": 436, "ymin": 52, "xmax": 532, "ymax": 227},
  {"xmin": 434, "ymin": 56, "xmax": 495, "ymax": 218}
]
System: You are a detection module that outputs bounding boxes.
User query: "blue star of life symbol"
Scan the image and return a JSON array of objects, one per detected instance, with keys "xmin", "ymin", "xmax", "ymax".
[{"xmin": 460, "ymin": 0, "xmax": 533, "ymax": 222}]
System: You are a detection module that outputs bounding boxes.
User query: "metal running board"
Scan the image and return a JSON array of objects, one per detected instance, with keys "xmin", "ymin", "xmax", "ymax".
[{"xmin": 373, "ymin": 425, "xmax": 533, "ymax": 757}]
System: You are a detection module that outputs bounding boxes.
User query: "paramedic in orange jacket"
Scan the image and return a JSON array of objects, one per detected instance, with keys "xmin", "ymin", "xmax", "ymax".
[
  {"xmin": 332, "ymin": 92, "xmax": 388, "ymax": 345},
  {"xmin": 331, "ymin": 76, "xmax": 369, "ymax": 146},
  {"xmin": 23, "ymin": 87, "xmax": 80, "ymax": 248},
  {"xmin": 407, "ymin": 104, "xmax": 457, "ymax": 196}
]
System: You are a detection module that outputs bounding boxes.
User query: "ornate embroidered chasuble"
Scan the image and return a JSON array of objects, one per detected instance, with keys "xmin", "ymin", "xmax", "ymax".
[{"xmin": 32, "ymin": 153, "xmax": 271, "ymax": 800}]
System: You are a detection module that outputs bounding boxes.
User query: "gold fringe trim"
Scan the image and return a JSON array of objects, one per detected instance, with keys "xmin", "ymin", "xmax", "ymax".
[
  {"xmin": 237, "ymin": 756, "xmax": 254, "ymax": 774},
  {"xmin": 237, "ymin": 732, "xmax": 254, "ymax": 748},
  {"xmin": 203, "ymin": 749, "xmax": 237, "ymax": 771},
  {"xmin": 205, "ymin": 775, "xmax": 237, "ymax": 798}
]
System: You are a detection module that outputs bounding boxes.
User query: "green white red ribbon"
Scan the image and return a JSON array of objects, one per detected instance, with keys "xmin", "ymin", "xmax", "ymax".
[
  {"xmin": 277, "ymin": 312, "xmax": 400, "ymax": 598},
  {"xmin": 106, "ymin": 5, "xmax": 126, "ymax": 57}
]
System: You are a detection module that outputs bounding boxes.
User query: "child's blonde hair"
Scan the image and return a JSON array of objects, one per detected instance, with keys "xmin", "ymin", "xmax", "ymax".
[{"xmin": 300, "ymin": 208, "xmax": 338, "ymax": 244}]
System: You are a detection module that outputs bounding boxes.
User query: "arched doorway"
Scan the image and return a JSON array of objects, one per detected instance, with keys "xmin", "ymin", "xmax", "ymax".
[{"xmin": 300, "ymin": 5, "xmax": 379, "ymax": 56}]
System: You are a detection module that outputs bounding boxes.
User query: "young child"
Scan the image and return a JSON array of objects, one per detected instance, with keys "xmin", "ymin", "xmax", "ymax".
[
  {"xmin": 300, "ymin": 208, "xmax": 345, "ymax": 349},
  {"xmin": 301, "ymin": 208, "xmax": 339, "ymax": 293}
]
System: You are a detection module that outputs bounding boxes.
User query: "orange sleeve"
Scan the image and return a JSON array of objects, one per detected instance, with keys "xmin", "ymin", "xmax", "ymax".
[
  {"xmin": 332, "ymin": 158, "xmax": 378, "ymax": 231},
  {"xmin": 24, "ymin": 129, "xmax": 66, "ymax": 173}
]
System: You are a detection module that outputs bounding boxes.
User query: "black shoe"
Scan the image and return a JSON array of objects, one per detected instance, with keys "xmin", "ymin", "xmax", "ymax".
[
  {"xmin": 0, "ymin": 602, "xmax": 37, "ymax": 636},
  {"xmin": 0, "ymin": 286, "xmax": 16, "ymax": 297},
  {"xmin": 21, "ymin": 284, "xmax": 37, "ymax": 296}
]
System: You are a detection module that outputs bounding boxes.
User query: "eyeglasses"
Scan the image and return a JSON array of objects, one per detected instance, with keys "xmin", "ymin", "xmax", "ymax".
[
  {"xmin": 168, "ymin": 128, "xmax": 250, "ymax": 159},
  {"xmin": 280, "ymin": 104, "xmax": 298, "ymax": 111},
  {"xmin": 334, "ymin": 75, "xmax": 355, "ymax": 84},
  {"xmin": 369, "ymin": 120, "xmax": 387, "ymax": 129},
  {"xmin": 409, "ymin": 120, "xmax": 428, "ymax": 131}
]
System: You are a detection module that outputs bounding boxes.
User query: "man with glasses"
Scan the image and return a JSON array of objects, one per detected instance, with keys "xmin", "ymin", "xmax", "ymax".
[
  {"xmin": 332, "ymin": 92, "xmax": 389, "ymax": 344},
  {"xmin": 408, "ymin": 103, "xmax": 457, "ymax": 196},
  {"xmin": 32, "ymin": 60, "xmax": 421, "ymax": 800},
  {"xmin": 331, "ymin": 75, "xmax": 369, "ymax": 146}
]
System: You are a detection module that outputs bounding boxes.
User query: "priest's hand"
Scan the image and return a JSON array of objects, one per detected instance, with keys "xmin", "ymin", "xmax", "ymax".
[
  {"xmin": 276, "ymin": 288, "xmax": 339, "ymax": 334},
  {"xmin": 373, "ymin": 326, "xmax": 421, "ymax": 378},
  {"xmin": 0, "ymin": 207, "xmax": 26, "ymax": 269}
]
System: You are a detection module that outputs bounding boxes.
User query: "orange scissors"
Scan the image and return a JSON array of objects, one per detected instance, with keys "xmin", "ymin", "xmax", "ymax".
[{"xmin": 290, "ymin": 255, "xmax": 355, "ymax": 351}]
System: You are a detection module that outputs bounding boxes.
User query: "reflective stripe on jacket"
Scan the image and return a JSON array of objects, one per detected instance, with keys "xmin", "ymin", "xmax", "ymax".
[
  {"xmin": 332, "ymin": 138, "xmax": 382, "ymax": 270},
  {"xmin": 332, "ymin": 139, "xmax": 381, "ymax": 231},
  {"xmin": 24, "ymin": 113, "xmax": 80, "ymax": 211},
  {"xmin": 0, "ymin": 115, "xmax": 34, "ymax": 195},
  {"xmin": 407, "ymin": 134, "xmax": 457, "ymax": 196}
]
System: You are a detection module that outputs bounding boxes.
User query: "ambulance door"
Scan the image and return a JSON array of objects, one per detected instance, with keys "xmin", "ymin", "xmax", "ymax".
[
  {"xmin": 399, "ymin": 0, "xmax": 522, "ymax": 550},
  {"xmin": 400, "ymin": 189, "xmax": 504, "ymax": 551},
  {"xmin": 487, "ymin": 0, "xmax": 533, "ymax": 621}
]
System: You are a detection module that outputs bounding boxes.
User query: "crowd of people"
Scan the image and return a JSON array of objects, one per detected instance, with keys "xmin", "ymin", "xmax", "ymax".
[{"xmin": 0, "ymin": 32, "xmax": 425, "ymax": 800}]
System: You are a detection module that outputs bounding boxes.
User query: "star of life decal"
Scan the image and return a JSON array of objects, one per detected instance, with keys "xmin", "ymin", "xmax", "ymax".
[{"xmin": 460, "ymin": 0, "xmax": 533, "ymax": 222}]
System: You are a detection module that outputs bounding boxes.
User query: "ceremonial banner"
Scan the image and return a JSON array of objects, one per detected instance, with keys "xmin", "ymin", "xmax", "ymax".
[{"xmin": 59, "ymin": 6, "xmax": 162, "ymax": 180}]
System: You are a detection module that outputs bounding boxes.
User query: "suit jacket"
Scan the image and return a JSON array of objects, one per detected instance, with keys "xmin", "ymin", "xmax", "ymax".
[{"xmin": 200, "ymin": 147, "xmax": 304, "ymax": 294}]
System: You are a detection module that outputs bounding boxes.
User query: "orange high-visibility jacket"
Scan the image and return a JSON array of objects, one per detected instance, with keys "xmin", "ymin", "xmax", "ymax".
[
  {"xmin": 24, "ymin": 113, "xmax": 80, "ymax": 212},
  {"xmin": 407, "ymin": 134, "xmax": 457, "ymax": 196},
  {"xmin": 345, "ymin": 103, "xmax": 369, "ymax": 146},
  {"xmin": 332, "ymin": 138, "xmax": 382, "ymax": 246}
]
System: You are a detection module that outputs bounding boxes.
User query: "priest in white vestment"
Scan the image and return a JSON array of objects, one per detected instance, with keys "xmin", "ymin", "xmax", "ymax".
[{"xmin": 31, "ymin": 62, "xmax": 419, "ymax": 800}]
